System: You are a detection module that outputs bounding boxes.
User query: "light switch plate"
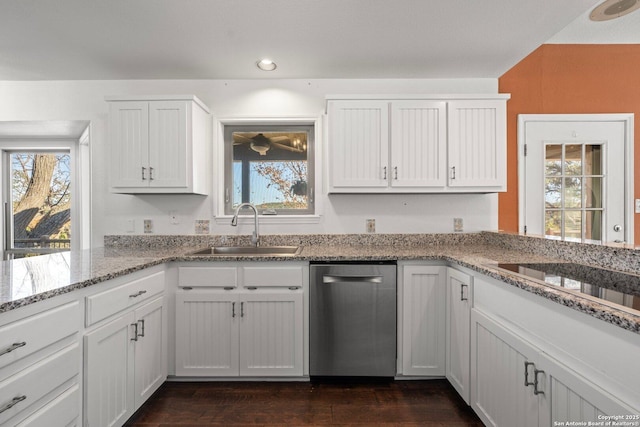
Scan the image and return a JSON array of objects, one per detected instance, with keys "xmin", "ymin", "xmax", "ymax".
[
  {"xmin": 635, "ymin": 199, "xmax": 640, "ymax": 213},
  {"xmin": 143, "ymin": 219, "xmax": 153, "ymax": 233},
  {"xmin": 453, "ymin": 218, "xmax": 463, "ymax": 232}
]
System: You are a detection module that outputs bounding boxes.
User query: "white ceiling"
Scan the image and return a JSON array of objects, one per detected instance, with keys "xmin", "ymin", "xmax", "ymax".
[{"xmin": 0, "ymin": 0, "xmax": 636, "ymax": 81}]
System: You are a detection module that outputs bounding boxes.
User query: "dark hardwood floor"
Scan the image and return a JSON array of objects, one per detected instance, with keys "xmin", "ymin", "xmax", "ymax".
[{"xmin": 125, "ymin": 379, "xmax": 483, "ymax": 426}]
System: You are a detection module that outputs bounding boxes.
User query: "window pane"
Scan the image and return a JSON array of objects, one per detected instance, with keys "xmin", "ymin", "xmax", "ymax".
[
  {"xmin": 545, "ymin": 145, "xmax": 562, "ymax": 176},
  {"xmin": 584, "ymin": 145, "xmax": 602, "ymax": 175},
  {"xmin": 227, "ymin": 126, "xmax": 313, "ymax": 215},
  {"xmin": 564, "ymin": 210, "xmax": 582, "ymax": 241},
  {"xmin": 545, "ymin": 177, "xmax": 562, "ymax": 208},
  {"xmin": 545, "ymin": 210, "xmax": 561, "ymax": 238},
  {"xmin": 585, "ymin": 210, "xmax": 602, "ymax": 242},
  {"xmin": 10, "ymin": 153, "xmax": 71, "ymax": 258},
  {"xmin": 584, "ymin": 177, "xmax": 602, "ymax": 209},
  {"xmin": 249, "ymin": 161, "xmax": 308, "ymax": 210},
  {"xmin": 564, "ymin": 177, "xmax": 582, "ymax": 208},
  {"xmin": 564, "ymin": 144, "xmax": 582, "ymax": 175}
]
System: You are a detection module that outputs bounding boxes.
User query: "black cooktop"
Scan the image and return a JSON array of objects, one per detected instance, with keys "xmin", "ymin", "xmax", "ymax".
[{"xmin": 496, "ymin": 263, "xmax": 640, "ymax": 311}]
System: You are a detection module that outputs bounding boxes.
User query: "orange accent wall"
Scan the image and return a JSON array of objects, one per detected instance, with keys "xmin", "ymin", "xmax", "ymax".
[{"xmin": 498, "ymin": 44, "xmax": 640, "ymax": 244}]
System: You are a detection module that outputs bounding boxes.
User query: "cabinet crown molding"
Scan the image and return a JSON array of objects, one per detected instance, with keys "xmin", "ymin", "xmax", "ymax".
[
  {"xmin": 326, "ymin": 93, "xmax": 510, "ymax": 101},
  {"xmin": 105, "ymin": 94, "xmax": 210, "ymax": 114}
]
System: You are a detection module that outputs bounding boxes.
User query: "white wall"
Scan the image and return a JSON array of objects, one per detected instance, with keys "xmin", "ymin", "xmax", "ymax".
[{"xmin": 0, "ymin": 78, "xmax": 499, "ymax": 247}]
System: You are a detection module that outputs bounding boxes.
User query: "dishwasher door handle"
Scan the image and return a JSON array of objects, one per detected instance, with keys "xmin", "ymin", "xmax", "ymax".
[{"xmin": 322, "ymin": 275, "xmax": 383, "ymax": 284}]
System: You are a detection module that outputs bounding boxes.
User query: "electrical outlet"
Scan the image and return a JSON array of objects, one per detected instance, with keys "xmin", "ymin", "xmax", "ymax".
[
  {"xmin": 195, "ymin": 219, "xmax": 210, "ymax": 235},
  {"xmin": 366, "ymin": 219, "xmax": 376, "ymax": 233},
  {"xmin": 453, "ymin": 218, "xmax": 463, "ymax": 233},
  {"xmin": 636, "ymin": 199, "xmax": 640, "ymax": 213},
  {"xmin": 169, "ymin": 211, "xmax": 179, "ymax": 225},
  {"xmin": 143, "ymin": 219, "xmax": 153, "ymax": 233}
]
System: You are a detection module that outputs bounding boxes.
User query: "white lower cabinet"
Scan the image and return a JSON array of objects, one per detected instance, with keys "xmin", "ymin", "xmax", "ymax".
[
  {"xmin": 85, "ymin": 296, "xmax": 166, "ymax": 427},
  {"xmin": 175, "ymin": 288, "xmax": 304, "ymax": 377},
  {"xmin": 0, "ymin": 301, "xmax": 81, "ymax": 427},
  {"xmin": 471, "ymin": 308, "xmax": 636, "ymax": 427},
  {"xmin": 445, "ymin": 267, "xmax": 472, "ymax": 404},
  {"xmin": 399, "ymin": 264, "xmax": 446, "ymax": 376}
]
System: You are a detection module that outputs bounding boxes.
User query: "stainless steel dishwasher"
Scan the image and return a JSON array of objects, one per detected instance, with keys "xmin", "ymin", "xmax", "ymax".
[{"xmin": 310, "ymin": 262, "xmax": 397, "ymax": 377}]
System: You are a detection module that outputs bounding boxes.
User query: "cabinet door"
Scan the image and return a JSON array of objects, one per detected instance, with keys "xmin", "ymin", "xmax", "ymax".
[
  {"xmin": 401, "ymin": 265, "xmax": 446, "ymax": 376},
  {"xmin": 175, "ymin": 291, "xmax": 239, "ymax": 376},
  {"xmin": 85, "ymin": 312, "xmax": 136, "ymax": 427},
  {"xmin": 446, "ymin": 268, "xmax": 471, "ymax": 403},
  {"xmin": 109, "ymin": 101, "xmax": 150, "ymax": 188},
  {"xmin": 447, "ymin": 100, "xmax": 506, "ymax": 190},
  {"xmin": 537, "ymin": 352, "xmax": 637, "ymax": 427},
  {"xmin": 133, "ymin": 297, "xmax": 166, "ymax": 409},
  {"xmin": 328, "ymin": 100, "xmax": 389, "ymax": 191},
  {"xmin": 239, "ymin": 291, "xmax": 304, "ymax": 376},
  {"xmin": 390, "ymin": 101, "xmax": 447, "ymax": 188},
  {"xmin": 148, "ymin": 100, "xmax": 188, "ymax": 188},
  {"xmin": 471, "ymin": 309, "xmax": 538, "ymax": 427}
]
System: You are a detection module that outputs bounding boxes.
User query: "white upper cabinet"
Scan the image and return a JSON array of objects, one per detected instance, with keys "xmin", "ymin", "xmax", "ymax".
[
  {"xmin": 328, "ymin": 100, "xmax": 389, "ymax": 190},
  {"xmin": 107, "ymin": 95, "xmax": 210, "ymax": 194},
  {"xmin": 391, "ymin": 101, "xmax": 447, "ymax": 188},
  {"xmin": 447, "ymin": 100, "xmax": 506, "ymax": 191},
  {"xmin": 327, "ymin": 95, "xmax": 509, "ymax": 193}
]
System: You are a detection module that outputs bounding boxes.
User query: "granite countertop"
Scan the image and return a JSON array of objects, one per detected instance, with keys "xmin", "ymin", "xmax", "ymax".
[{"xmin": 1, "ymin": 241, "xmax": 639, "ymax": 335}]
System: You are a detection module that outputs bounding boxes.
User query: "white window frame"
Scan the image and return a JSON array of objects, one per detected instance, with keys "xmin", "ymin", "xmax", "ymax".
[
  {"xmin": 0, "ymin": 125, "xmax": 91, "ymax": 256},
  {"xmin": 213, "ymin": 116, "xmax": 323, "ymax": 225}
]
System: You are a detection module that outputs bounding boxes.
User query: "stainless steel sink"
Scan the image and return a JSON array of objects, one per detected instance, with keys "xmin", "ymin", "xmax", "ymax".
[{"xmin": 188, "ymin": 246, "xmax": 301, "ymax": 256}]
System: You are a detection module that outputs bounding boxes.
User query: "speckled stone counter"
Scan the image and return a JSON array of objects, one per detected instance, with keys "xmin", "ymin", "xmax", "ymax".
[{"xmin": 1, "ymin": 232, "xmax": 639, "ymax": 336}]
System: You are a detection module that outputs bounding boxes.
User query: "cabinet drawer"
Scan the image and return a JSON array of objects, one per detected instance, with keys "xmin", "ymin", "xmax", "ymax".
[
  {"xmin": 15, "ymin": 384, "xmax": 79, "ymax": 427},
  {"xmin": 0, "ymin": 343, "xmax": 79, "ymax": 426},
  {"xmin": 0, "ymin": 302, "xmax": 79, "ymax": 370},
  {"xmin": 242, "ymin": 266, "xmax": 303, "ymax": 288},
  {"xmin": 178, "ymin": 267, "xmax": 237, "ymax": 288},
  {"xmin": 86, "ymin": 271, "xmax": 164, "ymax": 325}
]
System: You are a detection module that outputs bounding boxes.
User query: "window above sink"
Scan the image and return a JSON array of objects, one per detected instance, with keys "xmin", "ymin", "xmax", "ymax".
[{"xmin": 214, "ymin": 117, "xmax": 322, "ymax": 225}]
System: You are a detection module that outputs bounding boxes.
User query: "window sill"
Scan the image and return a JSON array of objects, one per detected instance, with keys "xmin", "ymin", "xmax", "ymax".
[{"xmin": 214, "ymin": 215, "xmax": 322, "ymax": 225}]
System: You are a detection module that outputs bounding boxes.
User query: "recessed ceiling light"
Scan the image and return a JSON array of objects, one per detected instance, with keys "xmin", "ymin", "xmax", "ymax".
[
  {"xmin": 590, "ymin": 0, "xmax": 640, "ymax": 21},
  {"xmin": 256, "ymin": 59, "xmax": 277, "ymax": 71}
]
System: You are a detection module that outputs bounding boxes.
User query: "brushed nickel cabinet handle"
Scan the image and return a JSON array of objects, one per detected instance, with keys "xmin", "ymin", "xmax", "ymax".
[
  {"xmin": 0, "ymin": 342, "xmax": 26, "ymax": 357},
  {"xmin": 460, "ymin": 284, "xmax": 468, "ymax": 301},
  {"xmin": 0, "ymin": 396, "xmax": 26, "ymax": 414},
  {"xmin": 149, "ymin": 167, "xmax": 154, "ymax": 181},
  {"xmin": 524, "ymin": 361, "xmax": 535, "ymax": 387},
  {"xmin": 129, "ymin": 290, "xmax": 147, "ymax": 298},
  {"xmin": 141, "ymin": 166, "xmax": 146, "ymax": 180},
  {"xmin": 534, "ymin": 369, "xmax": 545, "ymax": 395},
  {"xmin": 131, "ymin": 323, "xmax": 139, "ymax": 341},
  {"xmin": 138, "ymin": 319, "xmax": 145, "ymax": 338},
  {"xmin": 383, "ymin": 166, "xmax": 387, "ymax": 180},
  {"xmin": 232, "ymin": 302, "xmax": 236, "ymax": 318}
]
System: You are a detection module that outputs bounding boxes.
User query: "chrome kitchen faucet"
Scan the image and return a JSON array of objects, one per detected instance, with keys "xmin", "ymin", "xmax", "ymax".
[{"xmin": 231, "ymin": 203, "xmax": 260, "ymax": 246}]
